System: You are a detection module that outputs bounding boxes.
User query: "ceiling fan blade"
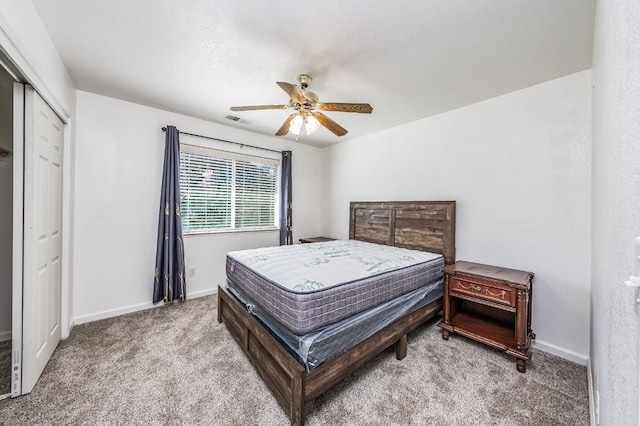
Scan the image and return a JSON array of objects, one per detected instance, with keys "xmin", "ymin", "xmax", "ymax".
[
  {"xmin": 276, "ymin": 113, "xmax": 297, "ymax": 136},
  {"xmin": 314, "ymin": 112, "xmax": 348, "ymax": 136},
  {"xmin": 317, "ymin": 102, "xmax": 373, "ymax": 114},
  {"xmin": 276, "ymin": 81, "xmax": 306, "ymax": 103},
  {"xmin": 230, "ymin": 104, "xmax": 288, "ymax": 111}
]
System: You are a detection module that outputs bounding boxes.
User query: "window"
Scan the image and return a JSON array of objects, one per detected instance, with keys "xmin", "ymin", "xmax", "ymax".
[{"xmin": 179, "ymin": 144, "xmax": 279, "ymax": 234}]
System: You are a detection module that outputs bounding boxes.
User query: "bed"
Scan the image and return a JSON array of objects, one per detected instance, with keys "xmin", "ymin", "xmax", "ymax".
[{"xmin": 217, "ymin": 201, "xmax": 456, "ymax": 425}]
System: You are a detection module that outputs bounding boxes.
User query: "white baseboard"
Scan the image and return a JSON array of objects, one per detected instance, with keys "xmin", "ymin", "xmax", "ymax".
[
  {"xmin": 532, "ymin": 339, "xmax": 588, "ymax": 365},
  {"xmin": 73, "ymin": 288, "xmax": 218, "ymax": 325},
  {"xmin": 0, "ymin": 330, "xmax": 11, "ymax": 342},
  {"xmin": 587, "ymin": 359, "xmax": 597, "ymax": 426}
]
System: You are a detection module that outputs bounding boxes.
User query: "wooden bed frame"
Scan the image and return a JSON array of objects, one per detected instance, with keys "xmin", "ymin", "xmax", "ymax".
[{"xmin": 217, "ymin": 201, "xmax": 456, "ymax": 425}]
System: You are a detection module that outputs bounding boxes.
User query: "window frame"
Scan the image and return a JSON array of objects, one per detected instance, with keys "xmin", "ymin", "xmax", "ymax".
[{"xmin": 179, "ymin": 143, "xmax": 281, "ymax": 236}]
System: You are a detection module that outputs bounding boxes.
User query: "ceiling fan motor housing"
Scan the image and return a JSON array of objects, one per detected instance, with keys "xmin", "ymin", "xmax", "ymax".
[
  {"xmin": 297, "ymin": 74, "xmax": 312, "ymax": 89},
  {"xmin": 303, "ymin": 90, "xmax": 318, "ymax": 103}
]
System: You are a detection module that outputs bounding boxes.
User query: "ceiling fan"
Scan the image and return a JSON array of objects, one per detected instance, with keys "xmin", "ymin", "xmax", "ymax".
[{"xmin": 230, "ymin": 74, "xmax": 373, "ymax": 138}]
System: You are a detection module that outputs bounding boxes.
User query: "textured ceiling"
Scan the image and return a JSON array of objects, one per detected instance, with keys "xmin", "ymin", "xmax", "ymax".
[{"xmin": 31, "ymin": 0, "xmax": 596, "ymax": 148}]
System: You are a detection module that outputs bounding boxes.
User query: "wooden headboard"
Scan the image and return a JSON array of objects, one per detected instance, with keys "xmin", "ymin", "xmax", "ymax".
[{"xmin": 349, "ymin": 201, "xmax": 456, "ymax": 265}]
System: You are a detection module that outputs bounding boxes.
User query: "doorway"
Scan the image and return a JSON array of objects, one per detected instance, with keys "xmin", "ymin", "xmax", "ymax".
[{"xmin": 0, "ymin": 59, "xmax": 14, "ymax": 397}]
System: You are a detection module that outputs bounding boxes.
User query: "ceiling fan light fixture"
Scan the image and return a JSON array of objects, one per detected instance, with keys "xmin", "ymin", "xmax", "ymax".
[
  {"xmin": 304, "ymin": 115, "xmax": 320, "ymax": 135},
  {"xmin": 289, "ymin": 114, "xmax": 304, "ymax": 135}
]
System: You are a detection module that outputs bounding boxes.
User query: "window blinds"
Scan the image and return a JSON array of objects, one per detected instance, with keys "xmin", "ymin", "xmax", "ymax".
[{"xmin": 179, "ymin": 144, "xmax": 279, "ymax": 234}]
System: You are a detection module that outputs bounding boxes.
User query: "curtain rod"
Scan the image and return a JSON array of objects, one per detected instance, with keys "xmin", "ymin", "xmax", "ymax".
[{"xmin": 161, "ymin": 127, "xmax": 282, "ymax": 154}]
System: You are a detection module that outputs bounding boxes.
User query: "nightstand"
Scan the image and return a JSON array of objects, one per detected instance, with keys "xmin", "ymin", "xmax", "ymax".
[
  {"xmin": 298, "ymin": 237, "xmax": 336, "ymax": 243},
  {"xmin": 438, "ymin": 261, "xmax": 535, "ymax": 373}
]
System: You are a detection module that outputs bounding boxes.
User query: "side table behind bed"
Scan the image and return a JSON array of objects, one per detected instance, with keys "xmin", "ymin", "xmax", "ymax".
[{"xmin": 298, "ymin": 236, "xmax": 336, "ymax": 243}]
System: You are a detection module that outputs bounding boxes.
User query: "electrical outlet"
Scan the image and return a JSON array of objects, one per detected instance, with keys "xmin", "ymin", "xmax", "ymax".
[{"xmin": 188, "ymin": 268, "xmax": 196, "ymax": 277}]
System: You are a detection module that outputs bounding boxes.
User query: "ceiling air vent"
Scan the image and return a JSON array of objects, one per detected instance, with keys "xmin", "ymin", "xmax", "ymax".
[{"xmin": 225, "ymin": 115, "xmax": 241, "ymax": 122}]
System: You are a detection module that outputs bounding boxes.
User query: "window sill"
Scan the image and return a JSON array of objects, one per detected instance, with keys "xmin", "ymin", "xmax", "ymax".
[{"xmin": 183, "ymin": 227, "xmax": 279, "ymax": 237}]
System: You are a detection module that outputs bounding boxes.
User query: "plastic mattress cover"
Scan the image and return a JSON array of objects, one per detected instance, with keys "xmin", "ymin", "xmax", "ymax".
[{"xmin": 227, "ymin": 278, "xmax": 443, "ymax": 372}]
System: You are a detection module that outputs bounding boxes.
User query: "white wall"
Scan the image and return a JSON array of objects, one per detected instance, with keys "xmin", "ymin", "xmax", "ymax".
[
  {"xmin": 591, "ymin": 0, "xmax": 640, "ymax": 424},
  {"xmin": 322, "ymin": 71, "xmax": 592, "ymax": 362},
  {"xmin": 72, "ymin": 91, "xmax": 324, "ymax": 323}
]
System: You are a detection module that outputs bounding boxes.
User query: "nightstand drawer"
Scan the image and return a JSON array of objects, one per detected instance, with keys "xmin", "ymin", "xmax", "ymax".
[{"xmin": 450, "ymin": 277, "xmax": 515, "ymax": 307}]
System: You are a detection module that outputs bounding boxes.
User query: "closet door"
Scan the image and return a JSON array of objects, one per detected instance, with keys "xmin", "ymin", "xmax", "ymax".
[{"xmin": 20, "ymin": 85, "xmax": 63, "ymax": 395}]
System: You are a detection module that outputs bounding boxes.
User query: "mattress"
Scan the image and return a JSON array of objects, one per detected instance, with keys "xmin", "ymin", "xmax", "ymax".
[
  {"xmin": 226, "ymin": 239, "xmax": 444, "ymax": 334},
  {"xmin": 228, "ymin": 278, "xmax": 443, "ymax": 371}
]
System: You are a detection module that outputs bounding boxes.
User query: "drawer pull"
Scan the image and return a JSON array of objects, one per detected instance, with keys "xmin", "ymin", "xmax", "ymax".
[{"xmin": 456, "ymin": 281, "xmax": 508, "ymax": 300}]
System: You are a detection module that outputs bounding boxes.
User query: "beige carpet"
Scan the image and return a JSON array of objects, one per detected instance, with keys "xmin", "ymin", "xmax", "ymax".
[{"xmin": 0, "ymin": 295, "xmax": 589, "ymax": 425}]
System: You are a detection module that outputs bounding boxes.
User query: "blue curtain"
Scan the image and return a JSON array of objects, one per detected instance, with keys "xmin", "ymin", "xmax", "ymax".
[
  {"xmin": 280, "ymin": 150, "xmax": 293, "ymax": 245},
  {"xmin": 153, "ymin": 126, "xmax": 186, "ymax": 303}
]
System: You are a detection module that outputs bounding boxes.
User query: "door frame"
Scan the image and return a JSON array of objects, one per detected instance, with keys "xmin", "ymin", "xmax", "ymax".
[{"xmin": 10, "ymin": 82, "xmax": 23, "ymax": 397}]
